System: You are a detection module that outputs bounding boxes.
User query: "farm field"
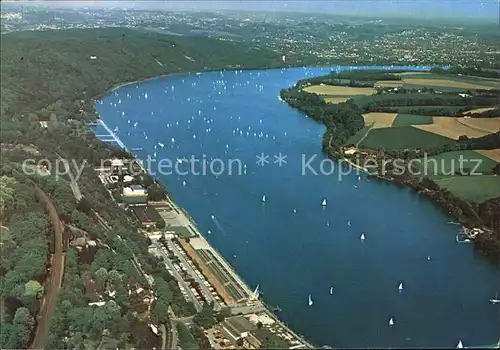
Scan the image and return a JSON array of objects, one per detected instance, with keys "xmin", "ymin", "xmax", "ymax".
[
  {"xmin": 375, "ymin": 80, "xmax": 404, "ymax": 88},
  {"xmin": 359, "ymin": 126, "xmax": 454, "ymax": 150},
  {"xmin": 362, "ymin": 113, "xmax": 398, "ymax": 128},
  {"xmin": 414, "ymin": 150, "xmax": 498, "ymax": 178},
  {"xmin": 324, "ymin": 96, "xmax": 348, "ymax": 104},
  {"xmin": 397, "ymin": 72, "xmax": 500, "ymax": 89},
  {"xmin": 413, "ymin": 117, "xmax": 495, "ymax": 139},
  {"xmin": 402, "ymin": 84, "xmax": 478, "ymax": 93},
  {"xmin": 435, "ymin": 175, "xmax": 500, "ymax": 203},
  {"xmin": 303, "ymin": 85, "xmax": 375, "ymax": 96},
  {"xmin": 457, "ymin": 117, "xmax": 500, "ymax": 134},
  {"xmin": 402, "ymin": 78, "xmax": 496, "ymax": 90},
  {"xmin": 463, "ymin": 107, "xmax": 498, "ymax": 115},
  {"xmin": 391, "ymin": 114, "xmax": 433, "ymax": 127},
  {"xmin": 477, "ymin": 149, "xmax": 500, "ymax": 162}
]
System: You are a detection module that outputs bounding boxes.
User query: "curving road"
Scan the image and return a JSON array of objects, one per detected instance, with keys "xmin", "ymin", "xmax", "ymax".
[{"xmin": 30, "ymin": 185, "xmax": 65, "ymax": 349}]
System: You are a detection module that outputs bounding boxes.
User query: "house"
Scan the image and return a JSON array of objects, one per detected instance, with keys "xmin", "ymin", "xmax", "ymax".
[
  {"xmin": 39, "ymin": 121, "xmax": 49, "ymax": 128},
  {"xmin": 131, "ymin": 206, "xmax": 162, "ymax": 228},
  {"xmin": 123, "ymin": 175, "xmax": 134, "ymax": 183},
  {"xmin": 111, "ymin": 158, "xmax": 124, "ymax": 167},
  {"xmin": 342, "ymin": 146, "xmax": 358, "ymax": 155},
  {"xmin": 219, "ymin": 316, "xmax": 261, "ymax": 348},
  {"xmin": 123, "ymin": 184, "xmax": 147, "ymax": 196}
]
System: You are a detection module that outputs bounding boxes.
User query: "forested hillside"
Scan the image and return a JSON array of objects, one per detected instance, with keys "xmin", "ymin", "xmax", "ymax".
[
  {"xmin": 0, "ymin": 27, "xmax": 291, "ymax": 349},
  {"xmin": 0, "ymin": 27, "xmax": 293, "ymax": 117}
]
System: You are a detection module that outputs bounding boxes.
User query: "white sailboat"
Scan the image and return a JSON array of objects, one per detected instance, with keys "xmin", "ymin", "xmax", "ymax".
[
  {"xmin": 348, "ymin": 220, "xmax": 351, "ymax": 227},
  {"xmin": 321, "ymin": 199, "xmax": 327, "ymax": 206},
  {"xmin": 329, "ymin": 287, "xmax": 334, "ymax": 295},
  {"xmin": 308, "ymin": 294, "xmax": 313, "ymax": 306},
  {"xmin": 457, "ymin": 340, "xmax": 464, "ymax": 348},
  {"xmin": 360, "ymin": 233, "xmax": 366, "ymax": 241},
  {"xmin": 389, "ymin": 318, "xmax": 394, "ymax": 326},
  {"xmin": 490, "ymin": 292, "xmax": 500, "ymax": 304},
  {"xmin": 262, "ymin": 195, "xmax": 266, "ymax": 203},
  {"xmin": 293, "ymin": 208, "xmax": 297, "ymax": 214},
  {"xmin": 182, "ymin": 180, "xmax": 186, "ymax": 187},
  {"xmin": 398, "ymin": 282, "xmax": 404, "ymax": 292}
]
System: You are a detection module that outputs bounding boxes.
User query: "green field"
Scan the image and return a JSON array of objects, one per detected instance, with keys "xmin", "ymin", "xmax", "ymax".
[
  {"xmin": 399, "ymin": 72, "xmax": 500, "ymax": 86},
  {"xmin": 415, "ymin": 150, "xmax": 499, "ymax": 178},
  {"xmin": 392, "ymin": 114, "xmax": 433, "ymax": 127},
  {"xmin": 346, "ymin": 124, "xmax": 373, "ymax": 146},
  {"xmin": 359, "ymin": 126, "xmax": 455, "ymax": 150},
  {"xmin": 435, "ymin": 175, "xmax": 500, "ymax": 203},
  {"xmin": 403, "ymin": 84, "xmax": 478, "ymax": 92}
]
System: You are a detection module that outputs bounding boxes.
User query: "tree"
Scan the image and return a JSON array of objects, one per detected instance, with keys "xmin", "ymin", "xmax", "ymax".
[
  {"xmin": 94, "ymin": 267, "xmax": 108, "ymax": 289},
  {"xmin": 107, "ymin": 270, "xmax": 122, "ymax": 288},
  {"xmin": 193, "ymin": 306, "xmax": 215, "ymax": 329},
  {"xmin": 236, "ymin": 338, "xmax": 244, "ymax": 346},
  {"xmin": 24, "ymin": 280, "xmax": 44, "ymax": 299},
  {"xmin": 156, "ymin": 218, "xmax": 166, "ymax": 229}
]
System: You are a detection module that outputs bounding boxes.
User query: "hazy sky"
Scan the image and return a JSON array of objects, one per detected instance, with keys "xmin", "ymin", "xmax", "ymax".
[{"xmin": 8, "ymin": 0, "xmax": 500, "ymax": 19}]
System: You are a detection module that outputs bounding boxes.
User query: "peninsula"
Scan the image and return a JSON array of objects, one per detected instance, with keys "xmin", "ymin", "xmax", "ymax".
[{"xmin": 281, "ymin": 68, "xmax": 500, "ymax": 258}]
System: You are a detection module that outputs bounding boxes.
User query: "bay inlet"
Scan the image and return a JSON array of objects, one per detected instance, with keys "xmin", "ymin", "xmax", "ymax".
[{"xmin": 95, "ymin": 66, "xmax": 500, "ymax": 348}]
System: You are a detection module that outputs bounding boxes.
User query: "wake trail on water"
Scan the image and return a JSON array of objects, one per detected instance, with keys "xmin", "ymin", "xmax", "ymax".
[{"xmin": 211, "ymin": 215, "xmax": 228, "ymax": 236}]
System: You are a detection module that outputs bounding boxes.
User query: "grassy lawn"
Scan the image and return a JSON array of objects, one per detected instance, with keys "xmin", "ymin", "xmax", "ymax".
[
  {"xmin": 359, "ymin": 126, "xmax": 455, "ymax": 150},
  {"xmin": 392, "ymin": 114, "xmax": 433, "ymax": 127},
  {"xmin": 435, "ymin": 175, "xmax": 500, "ymax": 203},
  {"xmin": 415, "ymin": 150, "xmax": 499, "ymax": 178}
]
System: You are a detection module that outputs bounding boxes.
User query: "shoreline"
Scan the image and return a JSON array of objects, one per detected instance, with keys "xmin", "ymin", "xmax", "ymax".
[
  {"xmin": 102, "ymin": 63, "xmax": 432, "ymax": 98},
  {"xmin": 92, "ymin": 117, "xmax": 315, "ymax": 348}
]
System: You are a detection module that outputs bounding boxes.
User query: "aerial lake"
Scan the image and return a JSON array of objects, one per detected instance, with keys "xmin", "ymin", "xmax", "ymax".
[{"xmin": 95, "ymin": 66, "xmax": 500, "ymax": 348}]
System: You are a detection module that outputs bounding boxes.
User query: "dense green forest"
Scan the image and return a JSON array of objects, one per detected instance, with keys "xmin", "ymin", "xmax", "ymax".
[{"xmin": 0, "ymin": 27, "xmax": 293, "ymax": 349}]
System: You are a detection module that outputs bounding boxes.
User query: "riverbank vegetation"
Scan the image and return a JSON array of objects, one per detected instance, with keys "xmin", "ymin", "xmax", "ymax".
[
  {"xmin": 0, "ymin": 27, "xmax": 295, "ymax": 348},
  {"xmin": 281, "ymin": 68, "xmax": 500, "ymax": 259}
]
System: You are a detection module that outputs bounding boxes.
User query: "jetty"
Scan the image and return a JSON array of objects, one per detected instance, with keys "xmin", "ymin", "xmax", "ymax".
[{"xmin": 89, "ymin": 119, "xmax": 128, "ymax": 151}]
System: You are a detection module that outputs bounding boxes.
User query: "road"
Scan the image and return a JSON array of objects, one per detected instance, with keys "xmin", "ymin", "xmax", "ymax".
[{"xmin": 30, "ymin": 185, "xmax": 65, "ymax": 349}]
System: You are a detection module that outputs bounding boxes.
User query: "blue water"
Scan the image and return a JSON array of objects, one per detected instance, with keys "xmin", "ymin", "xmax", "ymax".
[{"xmin": 95, "ymin": 66, "xmax": 500, "ymax": 348}]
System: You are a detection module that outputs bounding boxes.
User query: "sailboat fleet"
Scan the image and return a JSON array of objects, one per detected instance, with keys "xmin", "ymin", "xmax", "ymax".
[{"xmin": 110, "ymin": 79, "xmax": 498, "ymax": 346}]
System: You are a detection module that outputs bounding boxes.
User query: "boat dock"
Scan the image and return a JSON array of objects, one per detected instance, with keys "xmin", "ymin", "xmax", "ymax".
[{"xmin": 89, "ymin": 119, "xmax": 128, "ymax": 151}]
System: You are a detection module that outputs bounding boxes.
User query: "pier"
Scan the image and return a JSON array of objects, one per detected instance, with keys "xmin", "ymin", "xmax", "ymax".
[{"xmin": 89, "ymin": 119, "xmax": 128, "ymax": 151}]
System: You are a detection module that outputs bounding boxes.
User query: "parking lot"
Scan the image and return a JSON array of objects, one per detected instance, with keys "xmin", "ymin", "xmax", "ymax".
[{"xmin": 150, "ymin": 237, "xmax": 226, "ymax": 311}]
